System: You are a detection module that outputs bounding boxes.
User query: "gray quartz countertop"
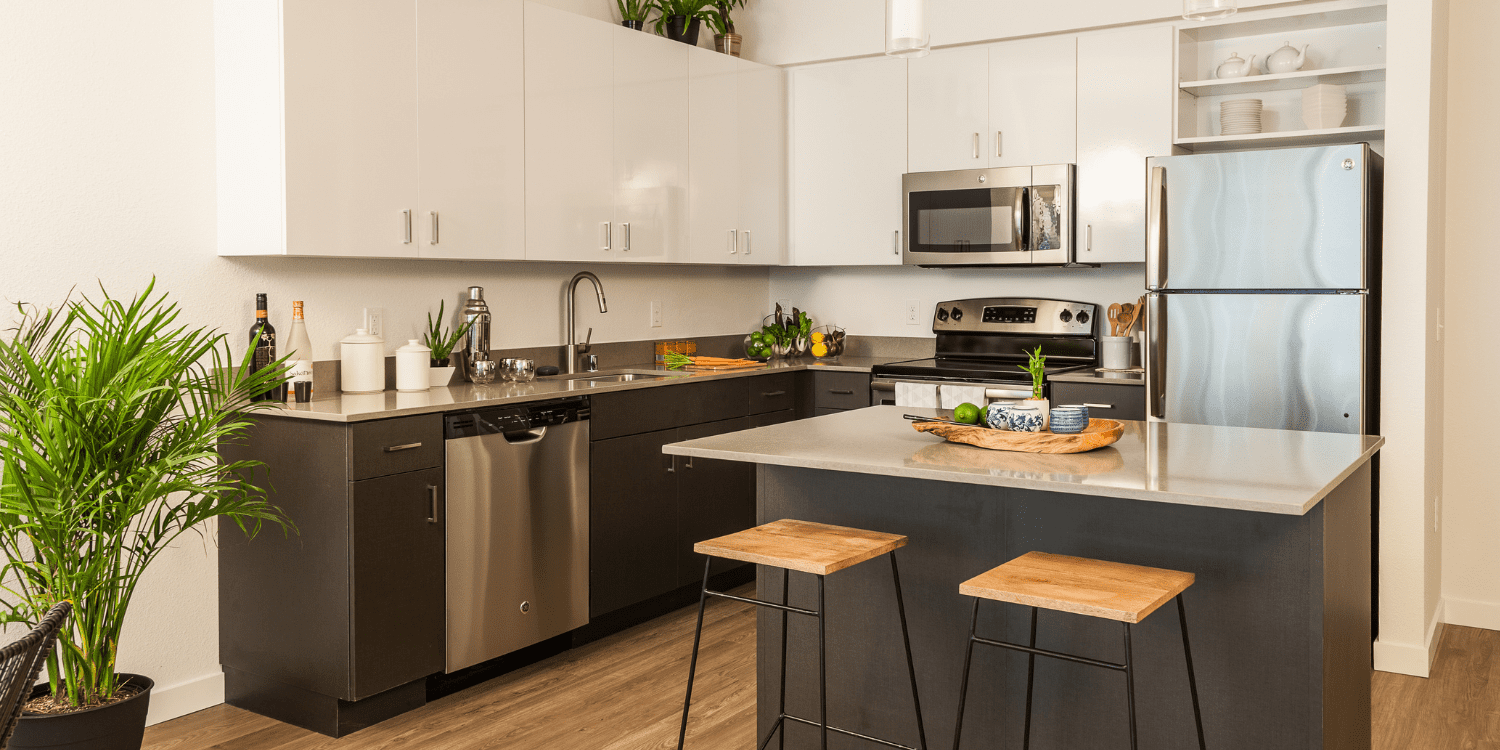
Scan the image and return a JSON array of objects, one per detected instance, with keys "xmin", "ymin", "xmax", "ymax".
[
  {"xmin": 257, "ymin": 356, "xmax": 898, "ymax": 423},
  {"xmin": 662, "ymin": 406, "xmax": 1383, "ymax": 515},
  {"xmin": 1049, "ymin": 368, "xmax": 1145, "ymax": 385}
]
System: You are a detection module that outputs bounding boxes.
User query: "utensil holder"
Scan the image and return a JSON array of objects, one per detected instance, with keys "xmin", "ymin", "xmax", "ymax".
[{"xmin": 1102, "ymin": 336, "xmax": 1132, "ymax": 370}]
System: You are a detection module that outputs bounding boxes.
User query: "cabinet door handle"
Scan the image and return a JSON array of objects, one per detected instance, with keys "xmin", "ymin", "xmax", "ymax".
[
  {"xmin": 622, "ymin": 222, "xmax": 631, "ymax": 252},
  {"xmin": 973, "ymin": 132, "xmax": 980, "ymax": 159},
  {"xmin": 743, "ymin": 230, "xmax": 751, "ymax": 255},
  {"xmin": 684, "ymin": 457, "xmax": 694, "ymax": 470},
  {"xmin": 403, "ymin": 210, "xmax": 413, "ymax": 244},
  {"xmin": 426, "ymin": 484, "xmax": 439, "ymax": 524},
  {"xmin": 894, "ymin": 230, "xmax": 901, "ymax": 256},
  {"xmin": 429, "ymin": 211, "xmax": 440, "ymax": 245},
  {"xmin": 1082, "ymin": 403, "xmax": 1114, "ymax": 409},
  {"xmin": 729, "ymin": 229, "xmax": 738, "ymax": 254},
  {"xmin": 761, "ymin": 390, "xmax": 787, "ymax": 397},
  {"xmin": 1086, "ymin": 224, "xmax": 1093, "ymax": 252},
  {"xmin": 829, "ymin": 389, "xmax": 855, "ymax": 395},
  {"xmin": 602, "ymin": 221, "xmax": 612, "ymax": 251},
  {"xmin": 996, "ymin": 131, "xmax": 1003, "ymax": 158},
  {"xmin": 384, "ymin": 442, "xmax": 422, "ymax": 453}
]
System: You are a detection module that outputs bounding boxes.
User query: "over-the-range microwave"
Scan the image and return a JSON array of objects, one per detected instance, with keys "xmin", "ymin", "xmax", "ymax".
[{"xmin": 902, "ymin": 165, "xmax": 1085, "ymax": 267}]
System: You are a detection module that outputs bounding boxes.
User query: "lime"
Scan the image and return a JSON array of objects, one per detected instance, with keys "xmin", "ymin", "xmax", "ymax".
[
  {"xmin": 750, "ymin": 331, "xmax": 764, "ymax": 343},
  {"xmin": 953, "ymin": 402, "xmax": 981, "ymax": 424}
]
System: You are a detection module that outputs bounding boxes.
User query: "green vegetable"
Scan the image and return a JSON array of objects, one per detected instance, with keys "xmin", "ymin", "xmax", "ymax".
[
  {"xmin": 1018, "ymin": 346, "xmax": 1046, "ymax": 400},
  {"xmin": 665, "ymin": 352, "xmax": 694, "ymax": 369}
]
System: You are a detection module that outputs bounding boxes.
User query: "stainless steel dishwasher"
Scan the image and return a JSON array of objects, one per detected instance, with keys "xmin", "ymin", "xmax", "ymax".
[{"xmin": 443, "ymin": 397, "xmax": 589, "ymax": 673}]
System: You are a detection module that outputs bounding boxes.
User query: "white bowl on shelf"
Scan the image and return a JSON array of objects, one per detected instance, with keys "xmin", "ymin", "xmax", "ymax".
[{"xmin": 1301, "ymin": 84, "xmax": 1348, "ymax": 130}]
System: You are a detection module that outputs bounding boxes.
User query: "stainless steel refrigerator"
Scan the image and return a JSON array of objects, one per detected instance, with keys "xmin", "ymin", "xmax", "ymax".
[{"xmin": 1144, "ymin": 143, "xmax": 1381, "ymax": 434}]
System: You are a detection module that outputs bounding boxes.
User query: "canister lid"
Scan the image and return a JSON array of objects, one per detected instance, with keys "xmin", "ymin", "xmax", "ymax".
[{"xmin": 396, "ymin": 339, "xmax": 431, "ymax": 353}]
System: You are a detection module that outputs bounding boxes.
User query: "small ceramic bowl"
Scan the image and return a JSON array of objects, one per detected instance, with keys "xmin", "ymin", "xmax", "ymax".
[
  {"xmin": 1049, "ymin": 407, "xmax": 1087, "ymax": 434},
  {"xmin": 984, "ymin": 401, "xmax": 1017, "ymax": 431},
  {"xmin": 1007, "ymin": 405, "xmax": 1044, "ymax": 433},
  {"xmin": 1057, "ymin": 405, "xmax": 1090, "ymax": 423}
]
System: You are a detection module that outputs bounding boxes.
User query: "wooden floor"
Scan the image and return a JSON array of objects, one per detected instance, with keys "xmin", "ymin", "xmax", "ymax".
[{"xmin": 146, "ymin": 594, "xmax": 1500, "ymax": 750}]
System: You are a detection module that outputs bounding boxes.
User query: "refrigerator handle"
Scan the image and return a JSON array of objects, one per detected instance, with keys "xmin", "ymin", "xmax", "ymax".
[
  {"xmin": 1146, "ymin": 293, "xmax": 1166, "ymax": 420},
  {"xmin": 1147, "ymin": 165, "xmax": 1166, "ymax": 290}
]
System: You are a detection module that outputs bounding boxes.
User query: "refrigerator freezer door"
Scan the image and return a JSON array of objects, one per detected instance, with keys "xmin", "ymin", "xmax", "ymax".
[
  {"xmin": 1157, "ymin": 293, "xmax": 1365, "ymax": 434},
  {"xmin": 1148, "ymin": 144, "xmax": 1369, "ymax": 291}
]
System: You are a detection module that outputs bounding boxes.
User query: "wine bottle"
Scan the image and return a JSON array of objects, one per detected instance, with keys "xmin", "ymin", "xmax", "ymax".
[
  {"xmin": 286, "ymin": 301, "xmax": 314, "ymax": 397},
  {"xmin": 248, "ymin": 293, "xmax": 280, "ymax": 401}
]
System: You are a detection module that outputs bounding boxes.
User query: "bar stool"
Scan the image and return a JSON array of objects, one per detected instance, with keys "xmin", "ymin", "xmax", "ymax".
[
  {"xmin": 951, "ymin": 551, "xmax": 1206, "ymax": 750},
  {"xmin": 677, "ymin": 519, "xmax": 928, "ymax": 750}
]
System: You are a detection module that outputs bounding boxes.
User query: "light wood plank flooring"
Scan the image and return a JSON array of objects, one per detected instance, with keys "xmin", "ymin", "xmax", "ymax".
[{"xmin": 146, "ymin": 596, "xmax": 1500, "ymax": 750}]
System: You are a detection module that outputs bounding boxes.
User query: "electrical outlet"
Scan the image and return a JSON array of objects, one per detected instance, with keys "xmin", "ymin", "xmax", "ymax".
[
  {"xmin": 363, "ymin": 307, "xmax": 385, "ymax": 337},
  {"xmin": 650, "ymin": 300, "xmax": 663, "ymax": 328},
  {"xmin": 777, "ymin": 298, "xmax": 792, "ymax": 312},
  {"xmin": 906, "ymin": 299, "xmax": 922, "ymax": 325}
]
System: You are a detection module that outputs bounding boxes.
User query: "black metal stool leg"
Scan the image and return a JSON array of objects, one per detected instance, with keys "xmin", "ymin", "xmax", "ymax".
[
  {"xmin": 1022, "ymin": 607, "xmax": 1038, "ymax": 750},
  {"xmin": 889, "ymin": 553, "xmax": 929, "ymax": 750},
  {"xmin": 816, "ymin": 574, "xmax": 828, "ymax": 750},
  {"xmin": 951, "ymin": 598, "xmax": 981, "ymax": 750},
  {"xmin": 1122, "ymin": 623, "xmax": 1138, "ymax": 750},
  {"xmin": 677, "ymin": 557, "xmax": 714, "ymax": 750},
  {"xmin": 1177, "ymin": 594, "xmax": 1207, "ymax": 750},
  {"xmin": 778, "ymin": 569, "xmax": 790, "ymax": 750}
]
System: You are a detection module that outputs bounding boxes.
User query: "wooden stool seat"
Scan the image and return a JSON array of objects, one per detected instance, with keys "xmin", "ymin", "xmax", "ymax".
[
  {"xmin": 694, "ymin": 519, "xmax": 908, "ymax": 575},
  {"xmin": 959, "ymin": 551, "xmax": 1195, "ymax": 624}
]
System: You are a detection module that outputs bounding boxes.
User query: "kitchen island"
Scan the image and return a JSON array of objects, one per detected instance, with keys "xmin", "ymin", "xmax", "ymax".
[{"xmin": 664, "ymin": 407, "xmax": 1381, "ymax": 750}]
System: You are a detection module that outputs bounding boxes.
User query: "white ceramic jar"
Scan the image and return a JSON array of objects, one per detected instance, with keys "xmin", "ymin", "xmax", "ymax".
[
  {"xmin": 396, "ymin": 340, "xmax": 432, "ymax": 392},
  {"xmin": 340, "ymin": 329, "xmax": 386, "ymax": 393}
]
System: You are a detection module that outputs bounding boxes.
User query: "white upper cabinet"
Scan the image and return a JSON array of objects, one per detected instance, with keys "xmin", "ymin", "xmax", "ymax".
[
  {"xmin": 790, "ymin": 57, "xmax": 907, "ymax": 266},
  {"xmin": 735, "ymin": 58, "xmax": 787, "ymax": 266},
  {"xmin": 524, "ymin": 3, "xmax": 616, "ymax": 262},
  {"xmin": 613, "ymin": 27, "xmax": 689, "ymax": 262},
  {"xmin": 217, "ymin": 0, "xmax": 420, "ymax": 257},
  {"xmin": 1077, "ymin": 26, "xmax": 1175, "ymax": 264},
  {"xmin": 907, "ymin": 46, "xmax": 990, "ymax": 173},
  {"xmin": 418, "ymin": 0, "xmax": 525, "ymax": 260},
  {"xmin": 990, "ymin": 35, "xmax": 1077, "ymax": 167}
]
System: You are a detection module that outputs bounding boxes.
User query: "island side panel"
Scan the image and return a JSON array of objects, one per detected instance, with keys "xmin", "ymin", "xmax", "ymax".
[
  {"xmin": 1319, "ymin": 461, "xmax": 1373, "ymax": 750},
  {"xmin": 754, "ymin": 464, "xmax": 1357, "ymax": 750}
]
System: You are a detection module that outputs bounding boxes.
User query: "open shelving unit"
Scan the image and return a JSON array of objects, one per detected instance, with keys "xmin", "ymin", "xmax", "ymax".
[{"xmin": 1175, "ymin": 2, "xmax": 1387, "ymax": 152}]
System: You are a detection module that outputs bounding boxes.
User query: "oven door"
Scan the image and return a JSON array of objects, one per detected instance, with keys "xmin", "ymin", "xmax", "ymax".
[{"xmin": 903, "ymin": 167, "xmax": 1033, "ymax": 266}]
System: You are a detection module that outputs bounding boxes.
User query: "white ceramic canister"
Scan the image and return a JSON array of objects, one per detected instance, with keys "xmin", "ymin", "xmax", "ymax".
[
  {"xmin": 1101, "ymin": 336, "xmax": 1133, "ymax": 370},
  {"xmin": 396, "ymin": 340, "xmax": 432, "ymax": 392},
  {"xmin": 340, "ymin": 329, "xmax": 386, "ymax": 393}
]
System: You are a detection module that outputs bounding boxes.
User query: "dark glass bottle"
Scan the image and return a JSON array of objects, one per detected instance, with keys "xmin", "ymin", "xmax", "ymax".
[{"xmin": 249, "ymin": 293, "xmax": 282, "ymax": 401}]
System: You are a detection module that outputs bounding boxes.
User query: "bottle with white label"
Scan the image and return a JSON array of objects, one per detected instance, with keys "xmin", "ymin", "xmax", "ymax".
[{"xmin": 286, "ymin": 301, "xmax": 315, "ymax": 396}]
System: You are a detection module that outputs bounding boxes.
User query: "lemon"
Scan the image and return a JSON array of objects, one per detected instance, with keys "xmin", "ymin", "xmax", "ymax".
[
  {"xmin": 811, "ymin": 331, "xmax": 825, "ymax": 344},
  {"xmin": 811, "ymin": 342, "xmax": 829, "ymax": 357},
  {"xmin": 953, "ymin": 402, "xmax": 981, "ymax": 424}
]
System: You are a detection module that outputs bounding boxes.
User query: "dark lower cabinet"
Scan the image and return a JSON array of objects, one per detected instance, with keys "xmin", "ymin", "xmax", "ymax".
[
  {"xmin": 589, "ymin": 428, "xmax": 680, "ymax": 617},
  {"xmin": 676, "ymin": 417, "xmax": 754, "ymax": 586},
  {"xmin": 1050, "ymin": 381, "xmax": 1147, "ymax": 422}
]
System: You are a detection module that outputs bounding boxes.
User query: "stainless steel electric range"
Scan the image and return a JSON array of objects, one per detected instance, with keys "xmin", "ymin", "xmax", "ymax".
[{"xmin": 870, "ymin": 298, "xmax": 1099, "ymax": 406}]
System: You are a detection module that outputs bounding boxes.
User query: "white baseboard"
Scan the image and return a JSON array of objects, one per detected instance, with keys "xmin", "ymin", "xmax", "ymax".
[
  {"xmin": 1444, "ymin": 597, "xmax": 1500, "ymax": 632},
  {"xmin": 1373, "ymin": 600, "xmax": 1445, "ymax": 677},
  {"xmin": 145, "ymin": 671, "xmax": 224, "ymax": 726}
]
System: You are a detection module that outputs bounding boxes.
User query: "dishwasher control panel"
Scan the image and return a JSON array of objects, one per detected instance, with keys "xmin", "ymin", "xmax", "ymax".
[{"xmin": 445, "ymin": 396, "xmax": 590, "ymax": 439}]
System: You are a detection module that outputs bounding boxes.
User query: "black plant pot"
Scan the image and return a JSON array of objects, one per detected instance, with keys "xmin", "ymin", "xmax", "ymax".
[
  {"xmin": 12, "ymin": 674, "xmax": 154, "ymax": 750},
  {"xmin": 664, "ymin": 15, "xmax": 702, "ymax": 45},
  {"xmin": 621, "ymin": 19, "xmax": 644, "ymax": 30},
  {"xmin": 431, "ymin": 356, "xmax": 451, "ymax": 367}
]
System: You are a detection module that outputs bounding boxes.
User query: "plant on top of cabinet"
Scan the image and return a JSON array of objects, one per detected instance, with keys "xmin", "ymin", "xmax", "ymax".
[
  {"xmin": 617, "ymin": 0, "xmax": 655, "ymax": 30},
  {"xmin": 705, "ymin": 0, "xmax": 748, "ymax": 56},
  {"xmin": 652, "ymin": 0, "xmax": 714, "ymax": 44},
  {"xmin": 0, "ymin": 281, "xmax": 293, "ymax": 749}
]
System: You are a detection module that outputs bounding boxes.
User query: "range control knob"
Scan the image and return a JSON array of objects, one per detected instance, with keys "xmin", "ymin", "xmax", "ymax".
[
  {"xmin": 1076, "ymin": 311, "xmax": 1090, "ymax": 325},
  {"xmin": 936, "ymin": 308, "xmax": 950, "ymax": 322},
  {"xmin": 950, "ymin": 308, "xmax": 963, "ymax": 322},
  {"xmin": 1059, "ymin": 310, "xmax": 1073, "ymax": 323}
]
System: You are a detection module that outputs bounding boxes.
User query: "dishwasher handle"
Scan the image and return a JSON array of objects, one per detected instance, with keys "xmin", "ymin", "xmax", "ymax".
[{"xmin": 502, "ymin": 426, "xmax": 548, "ymax": 445}]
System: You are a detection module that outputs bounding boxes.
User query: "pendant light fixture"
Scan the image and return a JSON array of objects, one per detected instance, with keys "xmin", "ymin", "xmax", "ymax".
[
  {"xmin": 886, "ymin": 0, "xmax": 930, "ymax": 59},
  {"xmin": 1183, "ymin": 0, "xmax": 1237, "ymax": 21}
]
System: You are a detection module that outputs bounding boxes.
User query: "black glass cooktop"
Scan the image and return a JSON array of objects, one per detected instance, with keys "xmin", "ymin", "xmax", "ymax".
[{"xmin": 872, "ymin": 358, "xmax": 1089, "ymax": 383}]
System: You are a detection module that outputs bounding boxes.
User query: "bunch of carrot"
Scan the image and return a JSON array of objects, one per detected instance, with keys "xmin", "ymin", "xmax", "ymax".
[{"xmin": 664, "ymin": 353, "xmax": 761, "ymax": 370}]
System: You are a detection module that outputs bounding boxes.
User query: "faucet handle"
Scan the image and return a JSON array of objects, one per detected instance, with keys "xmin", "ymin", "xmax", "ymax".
[{"xmin": 579, "ymin": 327, "xmax": 593, "ymax": 354}]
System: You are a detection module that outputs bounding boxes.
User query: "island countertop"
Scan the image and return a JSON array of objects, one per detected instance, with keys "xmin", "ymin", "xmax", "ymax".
[{"xmin": 662, "ymin": 405, "xmax": 1383, "ymax": 515}]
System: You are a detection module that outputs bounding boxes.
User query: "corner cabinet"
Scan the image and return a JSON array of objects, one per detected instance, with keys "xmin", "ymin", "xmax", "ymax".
[
  {"xmin": 215, "ymin": 0, "xmax": 524, "ymax": 259},
  {"xmin": 789, "ymin": 57, "xmax": 907, "ymax": 266}
]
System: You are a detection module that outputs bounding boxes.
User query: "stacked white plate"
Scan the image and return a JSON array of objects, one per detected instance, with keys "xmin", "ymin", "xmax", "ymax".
[{"xmin": 1220, "ymin": 98, "xmax": 1263, "ymax": 135}]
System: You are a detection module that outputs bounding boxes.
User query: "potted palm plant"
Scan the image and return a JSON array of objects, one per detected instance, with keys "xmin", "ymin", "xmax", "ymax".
[
  {"xmin": 0, "ymin": 283, "xmax": 293, "ymax": 750},
  {"xmin": 616, "ymin": 0, "xmax": 653, "ymax": 30},
  {"xmin": 652, "ymin": 0, "xmax": 714, "ymax": 44},
  {"xmin": 706, "ymin": 0, "xmax": 748, "ymax": 56}
]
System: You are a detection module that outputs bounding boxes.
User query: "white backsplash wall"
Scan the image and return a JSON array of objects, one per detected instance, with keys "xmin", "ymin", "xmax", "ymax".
[{"xmin": 769, "ymin": 265, "xmax": 1148, "ymax": 337}]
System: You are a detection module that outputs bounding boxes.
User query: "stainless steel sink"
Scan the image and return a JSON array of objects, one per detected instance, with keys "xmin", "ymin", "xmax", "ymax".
[{"xmin": 580, "ymin": 373, "xmax": 673, "ymax": 383}]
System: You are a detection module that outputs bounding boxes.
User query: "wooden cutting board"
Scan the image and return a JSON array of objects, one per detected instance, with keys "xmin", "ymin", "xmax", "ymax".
[
  {"xmin": 682, "ymin": 361, "xmax": 765, "ymax": 371},
  {"xmin": 912, "ymin": 419, "xmax": 1124, "ymax": 454}
]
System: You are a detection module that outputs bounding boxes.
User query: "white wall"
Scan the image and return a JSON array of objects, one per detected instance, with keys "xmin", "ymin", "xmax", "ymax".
[
  {"xmin": 0, "ymin": 0, "xmax": 767, "ymax": 725},
  {"xmin": 1441, "ymin": 0, "xmax": 1500, "ymax": 633}
]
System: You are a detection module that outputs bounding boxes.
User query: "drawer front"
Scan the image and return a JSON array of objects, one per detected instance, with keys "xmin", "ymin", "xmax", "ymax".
[
  {"xmin": 748, "ymin": 373, "xmax": 796, "ymax": 415},
  {"xmin": 814, "ymin": 372, "xmax": 871, "ymax": 411},
  {"xmin": 591, "ymin": 378, "xmax": 750, "ymax": 441},
  {"xmin": 1050, "ymin": 382, "xmax": 1147, "ymax": 422},
  {"xmin": 350, "ymin": 415, "xmax": 444, "ymax": 481},
  {"xmin": 751, "ymin": 409, "xmax": 796, "ymax": 428}
]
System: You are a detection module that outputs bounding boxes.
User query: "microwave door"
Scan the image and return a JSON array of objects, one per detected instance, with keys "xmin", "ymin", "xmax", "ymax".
[{"xmin": 903, "ymin": 179, "xmax": 1032, "ymax": 265}]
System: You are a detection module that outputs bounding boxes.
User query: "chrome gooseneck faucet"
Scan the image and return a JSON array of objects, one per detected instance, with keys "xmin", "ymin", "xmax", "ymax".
[{"xmin": 566, "ymin": 271, "xmax": 608, "ymax": 374}]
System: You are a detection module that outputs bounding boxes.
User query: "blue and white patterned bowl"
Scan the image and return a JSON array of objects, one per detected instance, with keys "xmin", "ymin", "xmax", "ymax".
[
  {"xmin": 1057, "ymin": 405, "xmax": 1090, "ymax": 423},
  {"xmin": 984, "ymin": 401, "xmax": 1018, "ymax": 431},
  {"xmin": 1049, "ymin": 407, "xmax": 1087, "ymax": 434},
  {"xmin": 1007, "ymin": 405, "xmax": 1044, "ymax": 433}
]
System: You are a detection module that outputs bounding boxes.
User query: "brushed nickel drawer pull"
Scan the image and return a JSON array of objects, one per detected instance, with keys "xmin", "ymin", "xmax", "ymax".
[
  {"xmin": 1082, "ymin": 403, "xmax": 1114, "ymax": 409},
  {"xmin": 829, "ymin": 389, "xmax": 855, "ymax": 395},
  {"xmin": 426, "ymin": 484, "xmax": 438, "ymax": 523},
  {"xmin": 761, "ymin": 390, "xmax": 787, "ymax": 397},
  {"xmin": 384, "ymin": 442, "xmax": 423, "ymax": 453}
]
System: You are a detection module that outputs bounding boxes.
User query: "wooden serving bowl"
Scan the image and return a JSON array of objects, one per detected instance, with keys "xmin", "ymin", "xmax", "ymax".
[{"xmin": 912, "ymin": 418, "xmax": 1125, "ymax": 454}]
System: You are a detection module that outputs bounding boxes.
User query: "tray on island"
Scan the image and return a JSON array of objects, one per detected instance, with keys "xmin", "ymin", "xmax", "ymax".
[{"xmin": 912, "ymin": 418, "xmax": 1124, "ymax": 454}]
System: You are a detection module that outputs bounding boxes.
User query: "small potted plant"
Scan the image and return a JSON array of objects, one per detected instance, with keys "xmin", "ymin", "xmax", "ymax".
[
  {"xmin": 617, "ymin": 0, "xmax": 653, "ymax": 30},
  {"xmin": 706, "ymin": 0, "xmax": 748, "ymax": 56},
  {"xmin": 425, "ymin": 300, "xmax": 473, "ymax": 388},
  {"xmin": 1018, "ymin": 345, "xmax": 1051, "ymax": 429},
  {"xmin": 652, "ymin": 0, "xmax": 714, "ymax": 45}
]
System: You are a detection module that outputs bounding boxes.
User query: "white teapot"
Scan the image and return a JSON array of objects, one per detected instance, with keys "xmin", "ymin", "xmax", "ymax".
[
  {"xmin": 1215, "ymin": 52, "xmax": 1257, "ymax": 79},
  {"xmin": 1265, "ymin": 42, "xmax": 1309, "ymax": 74}
]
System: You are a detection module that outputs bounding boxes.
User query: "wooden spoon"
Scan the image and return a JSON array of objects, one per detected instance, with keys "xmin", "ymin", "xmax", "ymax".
[
  {"xmin": 1107, "ymin": 303, "xmax": 1122, "ymax": 336},
  {"xmin": 1124, "ymin": 295, "xmax": 1146, "ymax": 336},
  {"xmin": 1119, "ymin": 303, "xmax": 1135, "ymax": 336}
]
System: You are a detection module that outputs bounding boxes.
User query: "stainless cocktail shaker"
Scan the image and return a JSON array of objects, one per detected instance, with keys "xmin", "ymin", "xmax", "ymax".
[{"xmin": 461, "ymin": 286, "xmax": 492, "ymax": 382}]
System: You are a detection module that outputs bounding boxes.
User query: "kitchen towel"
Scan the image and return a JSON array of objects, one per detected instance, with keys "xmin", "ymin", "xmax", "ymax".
[
  {"xmin": 941, "ymin": 384, "xmax": 987, "ymax": 409},
  {"xmin": 895, "ymin": 382, "xmax": 940, "ymax": 408}
]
